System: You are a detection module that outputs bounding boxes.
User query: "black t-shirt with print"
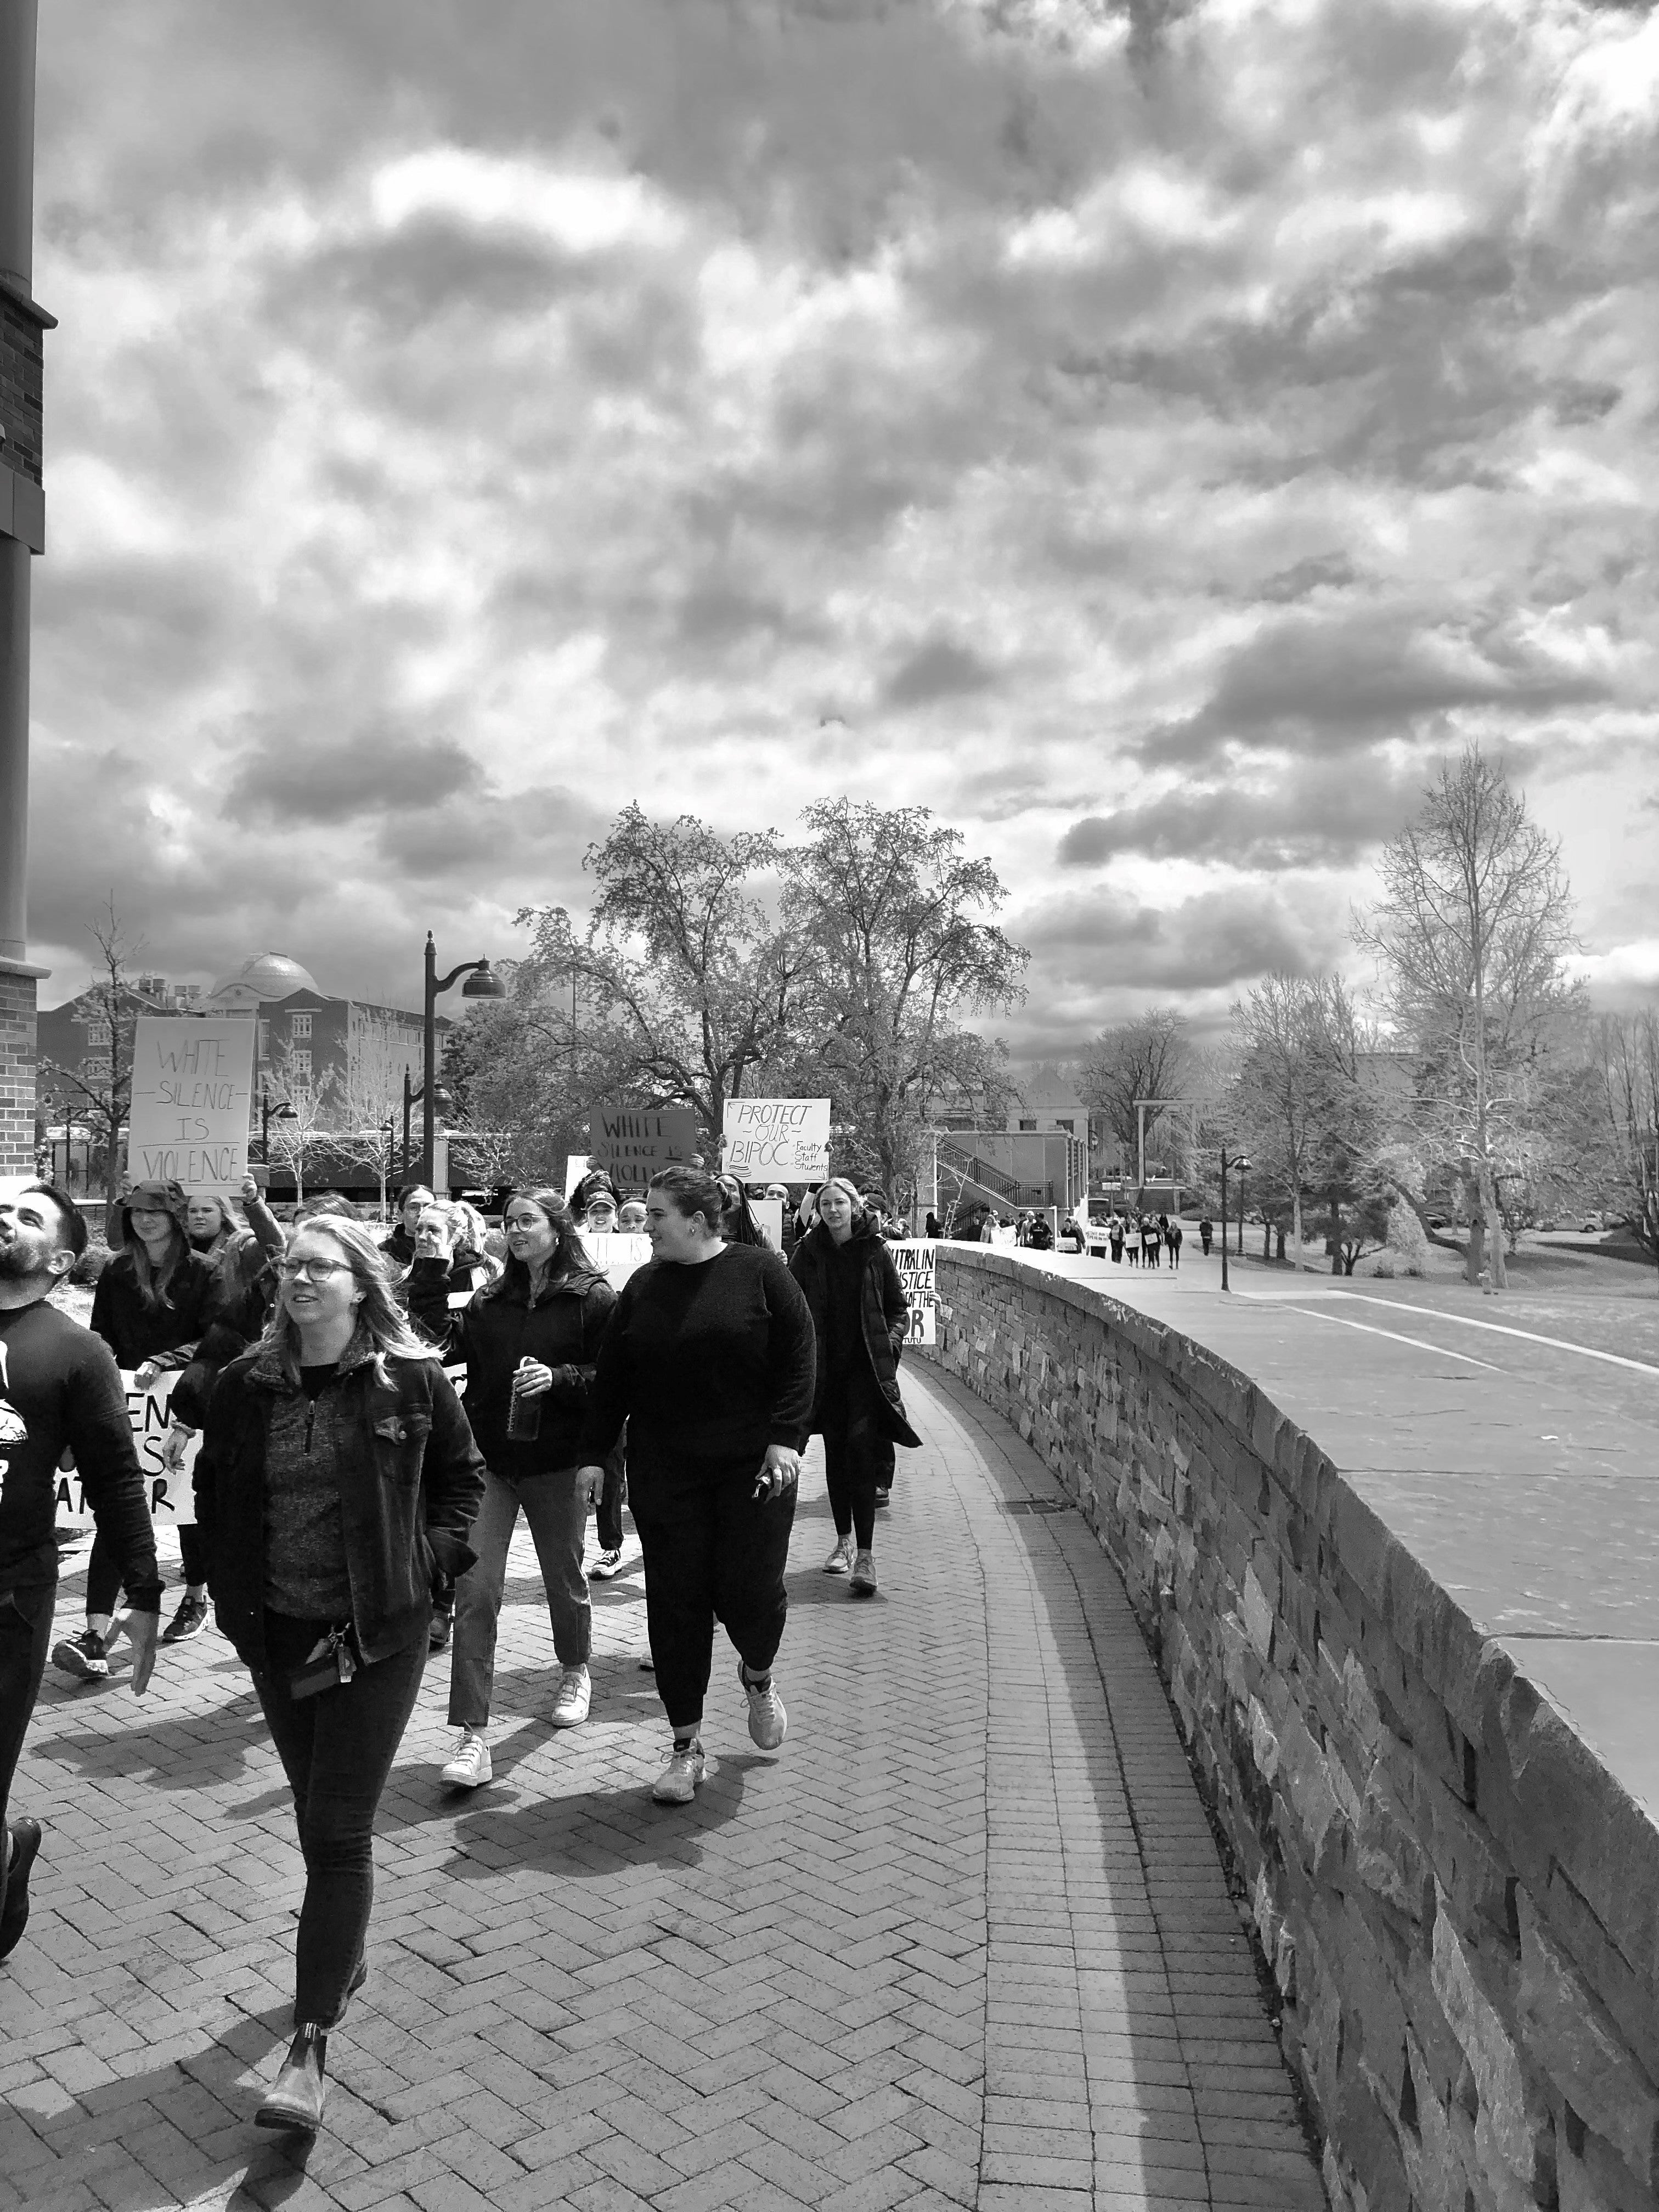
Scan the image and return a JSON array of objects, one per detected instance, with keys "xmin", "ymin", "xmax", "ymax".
[{"xmin": 0, "ymin": 1299, "xmax": 162, "ymax": 1602}]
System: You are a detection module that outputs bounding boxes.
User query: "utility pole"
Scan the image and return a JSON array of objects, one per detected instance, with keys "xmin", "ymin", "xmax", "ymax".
[{"xmin": 0, "ymin": 1, "xmax": 52, "ymax": 1175}]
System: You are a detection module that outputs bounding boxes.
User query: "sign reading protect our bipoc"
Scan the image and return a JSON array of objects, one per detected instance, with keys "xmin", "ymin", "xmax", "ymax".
[
  {"xmin": 127, "ymin": 1017, "xmax": 256, "ymax": 1194},
  {"xmin": 721, "ymin": 1098, "xmax": 831, "ymax": 1181}
]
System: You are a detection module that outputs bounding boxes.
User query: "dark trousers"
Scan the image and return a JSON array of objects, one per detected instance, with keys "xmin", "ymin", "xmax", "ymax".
[
  {"xmin": 629, "ymin": 1454, "xmax": 796, "ymax": 1733},
  {"xmin": 0, "ymin": 1583, "xmax": 54, "ymax": 1922},
  {"xmin": 248, "ymin": 1612, "xmax": 426, "ymax": 2029},
  {"xmin": 87, "ymin": 1521, "xmax": 207, "ymax": 1616},
  {"xmin": 597, "ymin": 1455, "xmax": 626, "ymax": 1553},
  {"xmin": 821, "ymin": 1372, "xmax": 895, "ymax": 1549}
]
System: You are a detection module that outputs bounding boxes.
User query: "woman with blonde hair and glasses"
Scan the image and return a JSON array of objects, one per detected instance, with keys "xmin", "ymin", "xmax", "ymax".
[{"xmin": 193, "ymin": 1215, "xmax": 484, "ymax": 2136}]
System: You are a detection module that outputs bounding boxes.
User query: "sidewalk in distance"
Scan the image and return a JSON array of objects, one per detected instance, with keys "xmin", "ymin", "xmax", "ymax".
[{"xmin": 0, "ymin": 1364, "xmax": 1322, "ymax": 2211}]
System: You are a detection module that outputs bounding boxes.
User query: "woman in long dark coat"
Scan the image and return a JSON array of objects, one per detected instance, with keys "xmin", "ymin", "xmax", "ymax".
[{"xmin": 788, "ymin": 1176, "xmax": 920, "ymax": 1599}]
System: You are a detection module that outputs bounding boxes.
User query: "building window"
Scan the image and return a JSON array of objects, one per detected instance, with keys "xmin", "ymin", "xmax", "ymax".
[
  {"xmin": 82, "ymin": 1058, "xmax": 111, "ymax": 1081},
  {"xmin": 290, "ymin": 1051, "xmax": 312, "ymax": 1078},
  {"xmin": 1019, "ymin": 1119, "xmax": 1037, "ymax": 1132},
  {"xmin": 85, "ymin": 1021, "xmax": 111, "ymax": 1046},
  {"xmin": 290, "ymin": 1082, "xmax": 311, "ymax": 1107},
  {"xmin": 1055, "ymin": 1118, "xmax": 1074, "ymax": 1133},
  {"xmin": 291, "ymin": 1013, "xmax": 312, "ymax": 1039}
]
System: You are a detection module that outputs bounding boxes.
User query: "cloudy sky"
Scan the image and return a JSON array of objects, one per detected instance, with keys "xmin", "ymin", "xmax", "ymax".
[{"xmin": 28, "ymin": 0, "xmax": 1659, "ymax": 1059}]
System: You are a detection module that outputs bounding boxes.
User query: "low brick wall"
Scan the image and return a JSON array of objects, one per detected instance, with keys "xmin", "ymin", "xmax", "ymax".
[
  {"xmin": 928, "ymin": 1248, "xmax": 1659, "ymax": 2212},
  {"xmin": 0, "ymin": 966, "xmax": 39, "ymax": 1177}
]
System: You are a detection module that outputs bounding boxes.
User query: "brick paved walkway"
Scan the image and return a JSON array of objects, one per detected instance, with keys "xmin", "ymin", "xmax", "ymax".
[{"xmin": 1, "ymin": 1366, "xmax": 1325, "ymax": 2212}]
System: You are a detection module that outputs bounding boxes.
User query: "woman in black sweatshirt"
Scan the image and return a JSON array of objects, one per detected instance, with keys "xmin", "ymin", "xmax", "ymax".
[{"xmin": 577, "ymin": 1165, "xmax": 814, "ymax": 1808}]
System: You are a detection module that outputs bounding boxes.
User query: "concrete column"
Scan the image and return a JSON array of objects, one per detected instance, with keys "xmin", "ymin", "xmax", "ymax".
[{"xmin": 0, "ymin": 0, "xmax": 44, "ymax": 1173}]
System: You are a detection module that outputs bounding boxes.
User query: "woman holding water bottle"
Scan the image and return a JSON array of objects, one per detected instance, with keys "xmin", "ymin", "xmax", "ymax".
[{"xmin": 407, "ymin": 1188, "xmax": 616, "ymax": 1788}]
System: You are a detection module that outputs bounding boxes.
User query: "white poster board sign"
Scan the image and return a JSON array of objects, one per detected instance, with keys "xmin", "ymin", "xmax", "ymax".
[
  {"xmin": 887, "ymin": 1240, "xmax": 936, "ymax": 1347},
  {"xmin": 127, "ymin": 1018, "xmax": 256, "ymax": 1194},
  {"xmin": 55, "ymin": 1369, "xmax": 201, "ymax": 1531},
  {"xmin": 721, "ymin": 1098, "xmax": 830, "ymax": 1181},
  {"xmin": 580, "ymin": 1231, "xmax": 656, "ymax": 1291}
]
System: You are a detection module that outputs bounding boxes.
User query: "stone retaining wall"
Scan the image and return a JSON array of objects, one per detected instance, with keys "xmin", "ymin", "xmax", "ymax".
[{"xmin": 927, "ymin": 1248, "xmax": 1659, "ymax": 2212}]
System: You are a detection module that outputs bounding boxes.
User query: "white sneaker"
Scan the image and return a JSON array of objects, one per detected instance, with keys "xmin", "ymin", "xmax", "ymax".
[
  {"xmin": 738, "ymin": 1660, "xmax": 787, "ymax": 1751},
  {"xmin": 850, "ymin": 1549, "xmax": 878, "ymax": 1598},
  {"xmin": 440, "ymin": 1729, "xmax": 492, "ymax": 1790},
  {"xmin": 588, "ymin": 1548, "xmax": 624, "ymax": 1581},
  {"xmin": 652, "ymin": 1737, "xmax": 706, "ymax": 1804},
  {"xmin": 551, "ymin": 1666, "xmax": 591, "ymax": 1728},
  {"xmin": 823, "ymin": 1534, "xmax": 855, "ymax": 1575}
]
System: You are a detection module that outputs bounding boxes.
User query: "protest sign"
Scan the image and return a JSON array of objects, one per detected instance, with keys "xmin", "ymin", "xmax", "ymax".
[
  {"xmin": 55, "ymin": 1369, "xmax": 200, "ymax": 1531},
  {"xmin": 127, "ymin": 1017, "xmax": 256, "ymax": 1193},
  {"xmin": 721, "ymin": 1098, "xmax": 830, "ymax": 1181},
  {"xmin": 579, "ymin": 1231, "xmax": 655, "ymax": 1290},
  {"xmin": 588, "ymin": 1107, "xmax": 699, "ymax": 1194},
  {"xmin": 887, "ymin": 1240, "xmax": 936, "ymax": 1347}
]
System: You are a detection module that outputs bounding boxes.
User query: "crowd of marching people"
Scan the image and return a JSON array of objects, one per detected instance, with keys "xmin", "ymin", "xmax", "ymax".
[{"xmin": 0, "ymin": 1159, "xmax": 924, "ymax": 2135}]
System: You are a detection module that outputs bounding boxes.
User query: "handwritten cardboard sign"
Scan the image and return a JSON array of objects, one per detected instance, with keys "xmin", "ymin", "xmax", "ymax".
[
  {"xmin": 587, "ymin": 1107, "xmax": 700, "ymax": 1193},
  {"xmin": 721, "ymin": 1098, "xmax": 830, "ymax": 1181},
  {"xmin": 887, "ymin": 1240, "xmax": 936, "ymax": 1346},
  {"xmin": 55, "ymin": 1369, "xmax": 201, "ymax": 1530},
  {"xmin": 127, "ymin": 1017, "xmax": 256, "ymax": 1194}
]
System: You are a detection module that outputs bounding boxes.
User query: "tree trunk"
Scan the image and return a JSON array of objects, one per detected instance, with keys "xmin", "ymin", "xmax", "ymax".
[
  {"xmin": 1465, "ymin": 1211, "xmax": 1486, "ymax": 1284},
  {"xmin": 1479, "ymin": 1163, "xmax": 1506, "ymax": 1291},
  {"xmin": 1291, "ymin": 1189, "xmax": 1304, "ymax": 1272}
]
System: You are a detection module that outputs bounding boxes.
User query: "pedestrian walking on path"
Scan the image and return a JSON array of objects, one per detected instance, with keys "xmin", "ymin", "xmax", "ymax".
[
  {"xmin": 788, "ymin": 1176, "xmax": 919, "ymax": 1597},
  {"xmin": 408, "ymin": 1189, "xmax": 614, "ymax": 1786},
  {"xmin": 0, "ymin": 1184, "xmax": 162, "ymax": 1970},
  {"xmin": 193, "ymin": 1215, "xmax": 483, "ymax": 2136},
  {"xmin": 55, "ymin": 1180, "xmax": 216, "ymax": 1681},
  {"xmin": 1167, "ymin": 1216, "xmax": 1183, "ymax": 1269},
  {"xmin": 577, "ymin": 1165, "xmax": 814, "ymax": 1807}
]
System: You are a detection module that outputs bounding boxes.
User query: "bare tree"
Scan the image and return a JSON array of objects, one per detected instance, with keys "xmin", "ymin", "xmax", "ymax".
[
  {"xmin": 1353, "ymin": 746, "xmax": 1576, "ymax": 1290},
  {"xmin": 327, "ymin": 1030, "xmax": 414, "ymax": 1217},
  {"xmin": 37, "ymin": 897, "xmax": 148, "ymax": 1231},
  {"xmin": 1080, "ymin": 1008, "xmax": 1191, "ymax": 1178},
  {"xmin": 264, "ymin": 1047, "xmax": 338, "ymax": 1206},
  {"xmin": 1592, "ymin": 1009, "xmax": 1659, "ymax": 1280}
]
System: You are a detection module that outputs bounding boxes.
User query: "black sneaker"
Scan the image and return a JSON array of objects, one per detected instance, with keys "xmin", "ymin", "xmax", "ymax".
[
  {"xmin": 52, "ymin": 1628, "xmax": 109, "ymax": 1681},
  {"xmin": 0, "ymin": 1819, "xmax": 43, "ymax": 1961},
  {"xmin": 161, "ymin": 1593, "xmax": 210, "ymax": 1644},
  {"xmin": 874, "ymin": 1487, "xmax": 891, "ymax": 1510},
  {"xmin": 427, "ymin": 1610, "xmax": 453, "ymax": 1652}
]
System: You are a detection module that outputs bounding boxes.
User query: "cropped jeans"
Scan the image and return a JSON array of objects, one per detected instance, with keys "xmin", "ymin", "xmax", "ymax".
[{"xmin": 448, "ymin": 1465, "xmax": 591, "ymax": 1729}]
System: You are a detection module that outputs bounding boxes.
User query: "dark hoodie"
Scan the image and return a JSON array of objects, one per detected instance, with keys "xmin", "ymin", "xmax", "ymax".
[
  {"xmin": 89, "ymin": 1182, "xmax": 217, "ymax": 1373},
  {"xmin": 788, "ymin": 1216, "xmax": 921, "ymax": 1447}
]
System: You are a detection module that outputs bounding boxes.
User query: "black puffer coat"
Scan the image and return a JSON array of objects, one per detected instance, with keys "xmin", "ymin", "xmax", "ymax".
[{"xmin": 788, "ymin": 1218, "xmax": 922, "ymax": 1448}]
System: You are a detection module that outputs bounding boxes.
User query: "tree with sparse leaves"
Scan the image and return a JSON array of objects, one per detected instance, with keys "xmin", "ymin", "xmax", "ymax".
[
  {"xmin": 1080, "ymin": 1008, "xmax": 1191, "ymax": 1182},
  {"xmin": 1591, "ymin": 1009, "xmax": 1659, "ymax": 1279},
  {"xmin": 36, "ymin": 898, "xmax": 147, "ymax": 1229},
  {"xmin": 1353, "ymin": 745, "xmax": 1577, "ymax": 1290}
]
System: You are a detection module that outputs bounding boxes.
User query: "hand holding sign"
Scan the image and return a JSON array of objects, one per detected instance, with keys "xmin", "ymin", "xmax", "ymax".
[{"xmin": 721, "ymin": 1099, "xmax": 830, "ymax": 1181}]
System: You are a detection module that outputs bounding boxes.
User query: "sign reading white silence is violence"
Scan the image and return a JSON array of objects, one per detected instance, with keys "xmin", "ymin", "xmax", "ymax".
[
  {"xmin": 127, "ymin": 1017, "xmax": 256, "ymax": 1194},
  {"xmin": 587, "ymin": 1106, "xmax": 699, "ymax": 1194},
  {"xmin": 721, "ymin": 1098, "xmax": 831, "ymax": 1181}
]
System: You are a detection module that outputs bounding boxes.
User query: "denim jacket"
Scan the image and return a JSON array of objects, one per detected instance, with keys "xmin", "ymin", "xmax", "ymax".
[{"xmin": 193, "ymin": 1330, "xmax": 485, "ymax": 1667}]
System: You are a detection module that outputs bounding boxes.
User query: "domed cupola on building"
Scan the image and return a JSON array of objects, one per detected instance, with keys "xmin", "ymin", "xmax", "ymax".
[{"xmin": 208, "ymin": 952, "xmax": 323, "ymax": 1009}]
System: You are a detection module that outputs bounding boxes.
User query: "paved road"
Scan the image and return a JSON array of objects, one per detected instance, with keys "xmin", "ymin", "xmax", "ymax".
[{"xmin": 0, "ymin": 1364, "xmax": 1322, "ymax": 2212}]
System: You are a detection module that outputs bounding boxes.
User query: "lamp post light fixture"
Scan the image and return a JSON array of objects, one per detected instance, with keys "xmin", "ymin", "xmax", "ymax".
[
  {"xmin": 1219, "ymin": 1147, "xmax": 1250, "ymax": 1294},
  {"xmin": 260, "ymin": 1084, "xmax": 297, "ymax": 1165},
  {"xmin": 421, "ymin": 933, "xmax": 504, "ymax": 1188}
]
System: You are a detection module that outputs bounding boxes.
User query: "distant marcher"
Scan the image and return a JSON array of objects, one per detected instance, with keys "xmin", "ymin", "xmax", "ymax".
[
  {"xmin": 187, "ymin": 1177, "xmax": 286, "ymax": 1323},
  {"xmin": 575, "ymin": 1167, "xmax": 814, "ymax": 1805},
  {"xmin": 1199, "ymin": 1217, "xmax": 1214, "ymax": 1257},
  {"xmin": 617, "ymin": 1198, "xmax": 647, "ymax": 1232},
  {"xmin": 717, "ymin": 1175, "xmax": 772, "ymax": 1251},
  {"xmin": 1026, "ymin": 1214, "xmax": 1053, "ymax": 1252},
  {"xmin": 381, "ymin": 1187, "xmax": 434, "ymax": 1274},
  {"xmin": 408, "ymin": 1191, "xmax": 615, "ymax": 1786},
  {"xmin": 789, "ymin": 1178, "xmax": 919, "ymax": 1595},
  {"xmin": 1167, "ymin": 1220, "xmax": 1183, "ymax": 1270},
  {"xmin": 923, "ymin": 1212, "xmax": 943, "ymax": 1241},
  {"xmin": 1, "ymin": 1185, "xmax": 163, "ymax": 1967},
  {"xmin": 408, "ymin": 1200, "xmax": 498, "ymax": 1652},
  {"xmin": 54, "ymin": 1182, "xmax": 216, "ymax": 1679},
  {"xmin": 193, "ymin": 1216, "xmax": 483, "ymax": 2134}
]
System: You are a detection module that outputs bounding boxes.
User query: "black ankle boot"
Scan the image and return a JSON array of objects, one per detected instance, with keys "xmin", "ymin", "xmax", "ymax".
[{"xmin": 255, "ymin": 2023, "xmax": 328, "ymax": 2132}]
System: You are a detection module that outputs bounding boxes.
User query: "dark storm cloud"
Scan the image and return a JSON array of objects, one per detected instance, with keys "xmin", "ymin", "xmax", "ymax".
[
  {"xmin": 883, "ymin": 635, "xmax": 1002, "ymax": 709},
  {"xmin": 1017, "ymin": 884, "xmax": 1340, "ymax": 994},
  {"xmin": 227, "ymin": 727, "xmax": 479, "ymax": 825},
  {"xmin": 1136, "ymin": 610, "xmax": 1611, "ymax": 769}
]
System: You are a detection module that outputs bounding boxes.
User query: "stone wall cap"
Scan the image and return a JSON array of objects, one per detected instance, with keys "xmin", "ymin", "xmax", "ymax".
[{"xmin": 0, "ymin": 273, "xmax": 57, "ymax": 329}]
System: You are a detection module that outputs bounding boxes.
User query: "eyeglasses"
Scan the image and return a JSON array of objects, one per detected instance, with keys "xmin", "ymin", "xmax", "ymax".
[{"xmin": 276, "ymin": 1258, "xmax": 351, "ymax": 1283}]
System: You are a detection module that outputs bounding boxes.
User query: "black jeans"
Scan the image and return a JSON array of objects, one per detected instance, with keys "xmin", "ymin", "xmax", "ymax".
[
  {"xmin": 629, "ymin": 1454, "xmax": 796, "ymax": 1733},
  {"xmin": 87, "ymin": 1522, "xmax": 207, "ymax": 1616},
  {"xmin": 0, "ymin": 1582, "xmax": 54, "ymax": 1921},
  {"xmin": 248, "ymin": 1612, "xmax": 426, "ymax": 2029},
  {"xmin": 597, "ymin": 1455, "xmax": 626, "ymax": 1554}
]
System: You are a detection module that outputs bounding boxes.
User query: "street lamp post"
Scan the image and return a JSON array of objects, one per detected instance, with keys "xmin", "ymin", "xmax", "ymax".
[
  {"xmin": 1219, "ymin": 1146, "xmax": 1250, "ymax": 1294},
  {"xmin": 402, "ymin": 1066, "xmax": 452, "ymax": 1184},
  {"xmin": 421, "ymin": 933, "xmax": 505, "ymax": 1189},
  {"xmin": 260, "ymin": 1084, "xmax": 296, "ymax": 1165}
]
